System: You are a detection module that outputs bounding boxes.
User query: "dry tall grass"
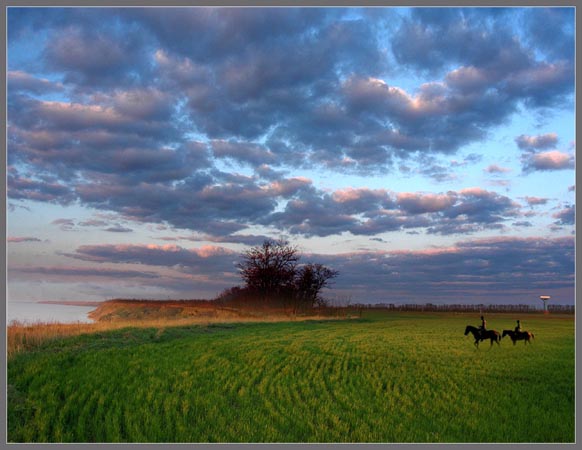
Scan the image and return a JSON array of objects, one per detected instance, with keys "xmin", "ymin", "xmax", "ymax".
[{"xmin": 7, "ymin": 304, "xmax": 347, "ymax": 359}]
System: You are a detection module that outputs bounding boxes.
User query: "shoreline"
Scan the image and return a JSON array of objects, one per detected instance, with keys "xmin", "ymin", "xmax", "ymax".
[{"xmin": 36, "ymin": 300, "xmax": 104, "ymax": 307}]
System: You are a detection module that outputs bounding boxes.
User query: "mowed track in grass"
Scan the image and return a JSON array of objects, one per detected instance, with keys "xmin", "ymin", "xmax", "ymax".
[{"xmin": 7, "ymin": 311, "xmax": 574, "ymax": 443}]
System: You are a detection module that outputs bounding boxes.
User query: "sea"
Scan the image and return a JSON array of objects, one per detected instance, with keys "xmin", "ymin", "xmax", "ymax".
[{"xmin": 6, "ymin": 301, "xmax": 97, "ymax": 325}]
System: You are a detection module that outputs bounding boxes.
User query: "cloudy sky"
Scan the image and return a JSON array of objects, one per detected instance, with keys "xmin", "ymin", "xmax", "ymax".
[{"xmin": 7, "ymin": 7, "xmax": 575, "ymax": 306}]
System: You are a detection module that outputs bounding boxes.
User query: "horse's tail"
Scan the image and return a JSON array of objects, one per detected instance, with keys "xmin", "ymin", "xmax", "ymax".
[{"xmin": 531, "ymin": 332, "xmax": 535, "ymax": 339}]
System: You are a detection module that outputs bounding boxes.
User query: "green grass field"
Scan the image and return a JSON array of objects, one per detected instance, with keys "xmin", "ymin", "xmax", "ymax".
[{"xmin": 7, "ymin": 311, "xmax": 575, "ymax": 443}]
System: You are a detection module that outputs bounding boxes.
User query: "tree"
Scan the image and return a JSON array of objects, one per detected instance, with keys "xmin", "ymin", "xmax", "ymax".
[
  {"xmin": 237, "ymin": 239, "xmax": 299, "ymax": 303},
  {"xmin": 293, "ymin": 263, "xmax": 339, "ymax": 311},
  {"xmin": 235, "ymin": 239, "xmax": 339, "ymax": 310}
]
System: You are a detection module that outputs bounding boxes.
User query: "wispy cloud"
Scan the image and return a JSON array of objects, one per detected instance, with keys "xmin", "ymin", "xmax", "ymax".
[
  {"xmin": 7, "ymin": 237, "xmax": 44, "ymax": 243},
  {"xmin": 484, "ymin": 164, "xmax": 511, "ymax": 174},
  {"xmin": 8, "ymin": 266, "xmax": 161, "ymax": 281}
]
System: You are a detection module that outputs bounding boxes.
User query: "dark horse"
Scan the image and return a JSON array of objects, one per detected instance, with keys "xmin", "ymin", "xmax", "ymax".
[
  {"xmin": 464, "ymin": 325, "xmax": 501, "ymax": 348},
  {"xmin": 502, "ymin": 329, "xmax": 534, "ymax": 345}
]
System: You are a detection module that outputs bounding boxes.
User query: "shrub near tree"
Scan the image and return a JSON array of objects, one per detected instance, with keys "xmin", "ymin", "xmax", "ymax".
[
  {"xmin": 293, "ymin": 263, "xmax": 339, "ymax": 312},
  {"xmin": 220, "ymin": 239, "xmax": 338, "ymax": 312}
]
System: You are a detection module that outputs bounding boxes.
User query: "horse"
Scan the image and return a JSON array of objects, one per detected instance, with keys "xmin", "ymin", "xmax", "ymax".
[
  {"xmin": 502, "ymin": 329, "xmax": 534, "ymax": 345},
  {"xmin": 464, "ymin": 325, "xmax": 501, "ymax": 348}
]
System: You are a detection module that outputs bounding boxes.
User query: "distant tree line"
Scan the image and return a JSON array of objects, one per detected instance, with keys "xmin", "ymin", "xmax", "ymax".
[
  {"xmin": 216, "ymin": 239, "xmax": 339, "ymax": 313},
  {"xmin": 353, "ymin": 303, "xmax": 575, "ymax": 314}
]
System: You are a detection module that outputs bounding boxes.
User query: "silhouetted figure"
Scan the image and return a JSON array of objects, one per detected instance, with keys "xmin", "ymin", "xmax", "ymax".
[
  {"xmin": 464, "ymin": 325, "xmax": 501, "ymax": 348},
  {"xmin": 502, "ymin": 328, "xmax": 534, "ymax": 345},
  {"xmin": 514, "ymin": 319, "xmax": 522, "ymax": 333},
  {"xmin": 479, "ymin": 315, "xmax": 487, "ymax": 339}
]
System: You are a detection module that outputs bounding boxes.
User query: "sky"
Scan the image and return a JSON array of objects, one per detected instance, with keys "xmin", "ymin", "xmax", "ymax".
[{"xmin": 6, "ymin": 7, "xmax": 575, "ymax": 306}]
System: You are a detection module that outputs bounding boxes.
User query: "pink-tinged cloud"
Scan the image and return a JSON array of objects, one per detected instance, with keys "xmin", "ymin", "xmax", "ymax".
[
  {"xmin": 65, "ymin": 244, "xmax": 237, "ymax": 270},
  {"xmin": 8, "ymin": 70, "xmax": 63, "ymax": 94},
  {"xmin": 343, "ymin": 76, "xmax": 447, "ymax": 119},
  {"xmin": 37, "ymin": 100, "xmax": 128, "ymax": 130},
  {"xmin": 523, "ymin": 150, "xmax": 574, "ymax": 172},
  {"xmin": 332, "ymin": 187, "xmax": 388, "ymax": 204},
  {"xmin": 484, "ymin": 164, "xmax": 511, "ymax": 174},
  {"xmin": 7, "ymin": 237, "xmax": 43, "ymax": 243},
  {"xmin": 523, "ymin": 196, "xmax": 549, "ymax": 207},
  {"xmin": 268, "ymin": 186, "xmax": 521, "ymax": 237},
  {"xmin": 515, "ymin": 133, "xmax": 558, "ymax": 150},
  {"xmin": 458, "ymin": 187, "xmax": 489, "ymax": 197},
  {"xmin": 390, "ymin": 245, "xmax": 462, "ymax": 257},
  {"xmin": 79, "ymin": 219, "xmax": 109, "ymax": 227},
  {"xmin": 396, "ymin": 192, "xmax": 455, "ymax": 214},
  {"xmin": 195, "ymin": 245, "xmax": 236, "ymax": 258},
  {"xmin": 266, "ymin": 177, "xmax": 312, "ymax": 197},
  {"xmin": 331, "ymin": 188, "xmax": 394, "ymax": 215},
  {"xmin": 445, "ymin": 65, "xmax": 491, "ymax": 92},
  {"xmin": 157, "ymin": 234, "xmax": 273, "ymax": 247},
  {"xmin": 139, "ymin": 243, "xmax": 235, "ymax": 257}
]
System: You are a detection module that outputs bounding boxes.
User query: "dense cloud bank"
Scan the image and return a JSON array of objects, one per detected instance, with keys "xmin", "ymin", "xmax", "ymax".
[{"xmin": 8, "ymin": 7, "xmax": 575, "ymax": 239}]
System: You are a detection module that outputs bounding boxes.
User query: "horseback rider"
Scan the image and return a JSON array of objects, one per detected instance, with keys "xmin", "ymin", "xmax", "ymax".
[
  {"xmin": 514, "ymin": 319, "xmax": 522, "ymax": 334},
  {"xmin": 479, "ymin": 315, "xmax": 487, "ymax": 339}
]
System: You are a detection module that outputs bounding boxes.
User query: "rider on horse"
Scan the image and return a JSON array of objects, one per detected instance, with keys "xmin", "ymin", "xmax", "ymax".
[
  {"xmin": 479, "ymin": 315, "xmax": 487, "ymax": 339},
  {"xmin": 514, "ymin": 319, "xmax": 521, "ymax": 333}
]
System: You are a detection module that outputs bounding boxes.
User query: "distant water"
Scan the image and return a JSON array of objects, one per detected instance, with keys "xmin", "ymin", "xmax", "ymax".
[{"xmin": 6, "ymin": 301, "xmax": 97, "ymax": 325}]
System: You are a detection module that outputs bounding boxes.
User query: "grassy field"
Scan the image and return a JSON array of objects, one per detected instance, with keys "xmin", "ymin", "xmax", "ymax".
[
  {"xmin": 7, "ymin": 311, "xmax": 575, "ymax": 443},
  {"xmin": 7, "ymin": 300, "xmax": 343, "ymax": 359}
]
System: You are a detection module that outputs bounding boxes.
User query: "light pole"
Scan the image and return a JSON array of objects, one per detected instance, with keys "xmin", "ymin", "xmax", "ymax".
[{"xmin": 540, "ymin": 295, "xmax": 551, "ymax": 314}]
